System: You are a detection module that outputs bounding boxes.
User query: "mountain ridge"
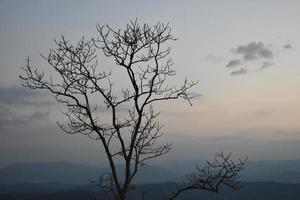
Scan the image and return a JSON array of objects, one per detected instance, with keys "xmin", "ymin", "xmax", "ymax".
[{"xmin": 2, "ymin": 159, "xmax": 300, "ymax": 184}]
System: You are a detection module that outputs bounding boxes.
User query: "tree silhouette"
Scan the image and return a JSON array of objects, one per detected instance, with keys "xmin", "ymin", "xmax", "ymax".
[
  {"xmin": 169, "ymin": 151, "xmax": 247, "ymax": 200},
  {"xmin": 20, "ymin": 20, "xmax": 246, "ymax": 200}
]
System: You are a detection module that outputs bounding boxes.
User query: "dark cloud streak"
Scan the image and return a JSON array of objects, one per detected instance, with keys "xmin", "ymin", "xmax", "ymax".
[
  {"xmin": 283, "ymin": 44, "xmax": 292, "ymax": 49},
  {"xmin": 226, "ymin": 59, "xmax": 241, "ymax": 67},
  {"xmin": 235, "ymin": 42, "xmax": 273, "ymax": 61},
  {"xmin": 30, "ymin": 111, "xmax": 50, "ymax": 120},
  {"xmin": 0, "ymin": 105, "xmax": 50, "ymax": 128},
  {"xmin": 225, "ymin": 41, "xmax": 277, "ymax": 75},
  {"xmin": 260, "ymin": 61, "xmax": 274, "ymax": 70},
  {"xmin": 204, "ymin": 54, "xmax": 223, "ymax": 63},
  {"xmin": 0, "ymin": 86, "xmax": 54, "ymax": 106},
  {"xmin": 230, "ymin": 68, "xmax": 247, "ymax": 76}
]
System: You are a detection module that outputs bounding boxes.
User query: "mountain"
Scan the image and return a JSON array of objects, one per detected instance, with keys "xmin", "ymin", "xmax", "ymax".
[
  {"xmin": 104, "ymin": 165, "xmax": 180, "ymax": 184},
  {"xmin": 128, "ymin": 182, "xmax": 300, "ymax": 200},
  {"xmin": 2, "ymin": 159, "xmax": 300, "ymax": 185},
  {"xmin": 157, "ymin": 159, "xmax": 300, "ymax": 183},
  {"xmin": 1, "ymin": 182, "xmax": 300, "ymax": 200},
  {"xmin": 0, "ymin": 162, "xmax": 101, "ymax": 184},
  {"xmin": 241, "ymin": 159, "xmax": 300, "ymax": 183},
  {"xmin": 0, "ymin": 162, "xmax": 180, "ymax": 184},
  {"xmin": 1, "ymin": 160, "xmax": 300, "ymax": 199}
]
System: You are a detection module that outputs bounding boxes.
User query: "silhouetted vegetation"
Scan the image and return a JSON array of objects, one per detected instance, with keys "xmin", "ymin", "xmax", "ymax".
[
  {"xmin": 20, "ymin": 20, "xmax": 246, "ymax": 200},
  {"xmin": 1, "ymin": 182, "xmax": 300, "ymax": 200}
]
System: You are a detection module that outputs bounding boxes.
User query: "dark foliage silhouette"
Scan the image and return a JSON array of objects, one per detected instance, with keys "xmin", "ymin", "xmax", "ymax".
[{"xmin": 169, "ymin": 151, "xmax": 247, "ymax": 200}]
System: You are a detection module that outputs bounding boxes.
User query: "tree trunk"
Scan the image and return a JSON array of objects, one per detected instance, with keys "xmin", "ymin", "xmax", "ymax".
[{"xmin": 116, "ymin": 191, "xmax": 126, "ymax": 200}]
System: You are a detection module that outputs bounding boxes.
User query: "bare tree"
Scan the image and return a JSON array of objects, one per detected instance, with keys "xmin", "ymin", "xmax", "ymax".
[
  {"xmin": 169, "ymin": 151, "xmax": 247, "ymax": 200},
  {"xmin": 20, "ymin": 20, "xmax": 245, "ymax": 200}
]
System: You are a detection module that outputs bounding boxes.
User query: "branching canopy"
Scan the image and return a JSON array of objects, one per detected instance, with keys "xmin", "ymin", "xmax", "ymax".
[
  {"xmin": 20, "ymin": 20, "xmax": 246, "ymax": 200},
  {"xmin": 20, "ymin": 20, "xmax": 197, "ymax": 199},
  {"xmin": 169, "ymin": 151, "xmax": 247, "ymax": 200}
]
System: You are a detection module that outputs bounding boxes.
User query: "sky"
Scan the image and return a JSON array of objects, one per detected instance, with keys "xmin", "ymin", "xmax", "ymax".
[{"xmin": 1, "ymin": 0, "xmax": 300, "ymax": 166}]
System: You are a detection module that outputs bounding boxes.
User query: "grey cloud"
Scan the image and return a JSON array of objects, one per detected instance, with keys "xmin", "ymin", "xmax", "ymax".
[
  {"xmin": 0, "ymin": 86, "xmax": 36, "ymax": 104},
  {"xmin": 235, "ymin": 42, "xmax": 273, "ymax": 61},
  {"xmin": 0, "ymin": 113, "xmax": 27, "ymax": 128},
  {"xmin": 0, "ymin": 86, "xmax": 53, "ymax": 106},
  {"xmin": 0, "ymin": 105, "xmax": 50, "ymax": 128},
  {"xmin": 255, "ymin": 110, "xmax": 271, "ymax": 116},
  {"xmin": 0, "ymin": 106, "xmax": 13, "ymax": 122},
  {"xmin": 188, "ymin": 92, "xmax": 202, "ymax": 100},
  {"xmin": 198, "ymin": 130, "xmax": 300, "ymax": 145},
  {"xmin": 30, "ymin": 111, "xmax": 50, "ymax": 120},
  {"xmin": 283, "ymin": 44, "xmax": 292, "ymax": 49},
  {"xmin": 230, "ymin": 68, "xmax": 247, "ymax": 76},
  {"xmin": 226, "ymin": 59, "xmax": 241, "ymax": 67},
  {"xmin": 247, "ymin": 110, "xmax": 272, "ymax": 121},
  {"xmin": 204, "ymin": 54, "xmax": 223, "ymax": 63},
  {"xmin": 225, "ymin": 41, "xmax": 278, "ymax": 75},
  {"xmin": 260, "ymin": 61, "xmax": 274, "ymax": 70}
]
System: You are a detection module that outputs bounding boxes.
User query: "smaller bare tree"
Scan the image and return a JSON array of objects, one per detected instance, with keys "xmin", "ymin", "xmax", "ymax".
[{"xmin": 169, "ymin": 151, "xmax": 247, "ymax": 200}]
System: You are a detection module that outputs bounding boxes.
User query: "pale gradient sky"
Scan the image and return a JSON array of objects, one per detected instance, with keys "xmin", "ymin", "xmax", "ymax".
[{"xmin": 1, "ymin": 0, "xmax": 300, "ymax": 166}]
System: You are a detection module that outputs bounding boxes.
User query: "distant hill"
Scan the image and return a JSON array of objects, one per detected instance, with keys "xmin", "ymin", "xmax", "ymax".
[
  {"xmin": 157, "ymin": 159, "xmax": 300, "ymax": 183},
  {"xmin": 0, "ymin": 162, "xmax": 180, "ymax": 184},
  {"xmin": 0, "ymin": 162, "xmax": 100, "ymax": 184},
  {"xmin": 1, "ymin": 159, "xmax": 300, "ymax": 184},
  {"xmin": 241, "ymin": 159, "xmax": 300, "ymax": 183},
  {"xmin": 129, "ymin": 182, "xmax": 300, "ymax": 200},
  {"xmin": 1, "ymin": 182, "xmax": 300, "ymax": 200}
]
